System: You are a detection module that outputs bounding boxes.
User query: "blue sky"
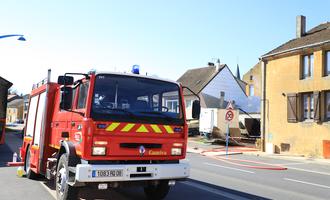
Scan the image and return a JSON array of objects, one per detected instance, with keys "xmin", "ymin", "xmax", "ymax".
[{"xmin": 0, "ymin": 0, "xmax": 329, "ymax": 94}]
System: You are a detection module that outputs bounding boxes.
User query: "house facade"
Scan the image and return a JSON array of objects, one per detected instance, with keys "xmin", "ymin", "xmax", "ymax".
[
  {"xmin": 6, "ymin": 96, "xmax": 24, "ymax": 123},
  {"xmin": 243, "ymin": 61, "xmax": 261, "ymax": 97},
  {"xmin": 177, "ymin": 63, "xmax": 257, "ymax": 119},
  {"xmin": 0, "ymin": 76, "xmax": 12, "ymax": 144},
  {"xmin": 261, "ymin": 16, "xmax": 330, "ymax": 158}
]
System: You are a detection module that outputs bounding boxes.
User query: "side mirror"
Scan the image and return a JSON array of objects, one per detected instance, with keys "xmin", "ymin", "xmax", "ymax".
[
  {"xmin": 60, "ymin": 87, "xmax": 73, "ymax": 110},
  {"xmin": 192, "ymin": 100, "xmax": 201, "ymax": 119},
  {"xmin": 58, "ymin": 76, "xmax": 74, "ymax": 85}
]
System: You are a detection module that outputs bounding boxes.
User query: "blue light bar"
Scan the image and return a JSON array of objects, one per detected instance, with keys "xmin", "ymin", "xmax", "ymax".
[{"xmin": 132, "ymin": 65, "xmax": 140, "ymax": 74}]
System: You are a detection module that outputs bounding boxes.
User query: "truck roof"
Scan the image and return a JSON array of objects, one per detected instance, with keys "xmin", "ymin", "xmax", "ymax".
[{"xmin": 95, "ymin": 71, "xmax": 180, "ymax": 86}]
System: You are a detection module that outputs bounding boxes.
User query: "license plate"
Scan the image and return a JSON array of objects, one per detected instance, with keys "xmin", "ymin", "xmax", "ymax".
[{"xmin": 92, "ymin": 169, "xmax": 123, "ymax": 177}]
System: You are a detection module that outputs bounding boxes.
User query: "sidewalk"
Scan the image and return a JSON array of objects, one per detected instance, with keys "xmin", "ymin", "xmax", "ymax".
[
  {"xmin": 187, "ymin": 137, "xmax": 330, "ymax": 165},
  {"xmin": 187, "ymin": 137, "xmax": 258, "ymax": 156}
]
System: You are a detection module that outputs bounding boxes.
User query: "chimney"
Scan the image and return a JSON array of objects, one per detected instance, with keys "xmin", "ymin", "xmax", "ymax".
[
  {"xmin": 208, "ymin": 62, "xmax": 215, "ymax": 67},
  {"xmin": 219, "ymin": 91, "xmax": 225, "ymax": 108},
  {"xmin": 296, "ymin": 15, "xmax": 306, "ymax": 38},
  {"xmin": 216, "ymin": 59, "xmax": 221, "ymax": 71}
]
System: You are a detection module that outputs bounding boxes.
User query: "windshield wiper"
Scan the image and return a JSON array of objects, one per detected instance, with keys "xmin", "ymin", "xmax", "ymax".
[
  {"xmin": 98, "ymin": 108, "xmax": 137, "ymax": 117},
  {"xmin": 137, "ymin": 111, "xmax": 173, "ymax": 121}
]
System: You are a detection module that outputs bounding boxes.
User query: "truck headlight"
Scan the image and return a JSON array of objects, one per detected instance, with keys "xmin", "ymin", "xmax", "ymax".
[
  {"xmin": 171, "ymin": 148, "xmax": 182, "ymax": 156},
  {"xmin": 92, "ymin": 147, "xmax": 106, "ymax": 156}
]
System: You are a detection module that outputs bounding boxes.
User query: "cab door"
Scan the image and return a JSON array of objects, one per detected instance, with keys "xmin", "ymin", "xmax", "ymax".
[{"xmin": 70, "ymin": 81, "xmax": 90, "ymax": 155}]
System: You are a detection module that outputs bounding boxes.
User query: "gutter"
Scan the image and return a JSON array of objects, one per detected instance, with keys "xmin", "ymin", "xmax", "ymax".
[{"xmin": 261, "ymin": 40, "xmax": 330, "ymax": 59}]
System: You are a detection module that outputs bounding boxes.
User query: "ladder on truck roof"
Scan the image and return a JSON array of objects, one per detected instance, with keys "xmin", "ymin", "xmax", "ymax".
[{"xmin": 32, "ymin": 69, "xmax": 51, "ymax": 90}]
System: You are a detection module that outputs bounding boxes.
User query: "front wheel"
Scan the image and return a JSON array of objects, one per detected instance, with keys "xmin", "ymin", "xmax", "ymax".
[
  {"xmin": 144, "ymin": 180, "xmax": 170, "ymax": 200},
  {"xmin": 55, "ymin": 154, "xmax": 79, "ymax": 200},
  {"xmin": 24, "ymin": 146, "xmax": 37, "ymax": 179}
]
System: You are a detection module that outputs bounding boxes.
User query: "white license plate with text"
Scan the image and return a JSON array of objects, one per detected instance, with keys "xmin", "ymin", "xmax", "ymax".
[{"xmin": 92, "ymin": 169, "xmax": 123, "ymax": 178}]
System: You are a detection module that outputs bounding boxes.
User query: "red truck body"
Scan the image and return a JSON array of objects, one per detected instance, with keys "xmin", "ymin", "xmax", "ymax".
[{"xmin": 20, "ymin": 70, "xmax": 197, "ymax": 200}]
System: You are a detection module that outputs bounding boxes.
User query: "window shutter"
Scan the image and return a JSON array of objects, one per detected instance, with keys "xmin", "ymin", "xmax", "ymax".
[
  {"xmin": 320, "ymin": 91, "xmax": 326, "ymax": 122},
  {"xmin": 287, "ymin": 93, "xmax": 298, "ymax": 123},
  {"xmin": 314, "ymin": 91, "xmax": 320, "ymax": 122}
]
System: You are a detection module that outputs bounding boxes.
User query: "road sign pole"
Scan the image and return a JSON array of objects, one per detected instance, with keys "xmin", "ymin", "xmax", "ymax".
[{"xmin": 225, "ymin": 123, "xmax": 229, "ymax": 156}]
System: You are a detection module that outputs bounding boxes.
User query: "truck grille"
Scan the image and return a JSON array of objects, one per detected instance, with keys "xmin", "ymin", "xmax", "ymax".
[{"xmin": 120, "ymin": 143, "xmax": 162, "ymax": 149}]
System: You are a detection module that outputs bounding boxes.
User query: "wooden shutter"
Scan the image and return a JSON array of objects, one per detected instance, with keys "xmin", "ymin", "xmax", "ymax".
[
  {"xmin": 314, "ymin": 91, "xmax": 320, "ymax": 122},
  {"xmin": 320, "ymin": 91, "xmax": 326, "ymax": 122},
  {"xmin": 287, "ymin": 93, "xmax": 298, "ymax": 123}
]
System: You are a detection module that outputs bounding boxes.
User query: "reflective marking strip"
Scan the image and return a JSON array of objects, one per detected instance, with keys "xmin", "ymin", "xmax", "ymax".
[
  {"xmin": 31, "ymin": 145, "xmax": 39, "ymax": 150},
  {"xmin": 163, "ymin": 125, "xmax": 174, "ymax": 134},
  {"xmin": 49, "ymin": 144, "xmax": 60, "ymax": 149},
  {"xmin": 121, "ymin": 123, "xmax": 135, "ymax": 132},
  {"xmin": 150, "ymin": 125, "xmax": 162, "ymax": 133},
  {"xmin": 136, "ymin": 125, "xmax": 148, "ymax": 133},
  {"xmin": 106, "ymin": 123, "xmax": 120, "ymax": 132},
  {"xmin": 24, "ymin": 137, "xmax": 32, "ymax": 141}
]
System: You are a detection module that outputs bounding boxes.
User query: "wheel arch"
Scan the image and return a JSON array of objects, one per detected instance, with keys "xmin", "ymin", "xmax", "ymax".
[{"xmin": 57, "ymin": 141, "xmax": 80, "ymax": 167}]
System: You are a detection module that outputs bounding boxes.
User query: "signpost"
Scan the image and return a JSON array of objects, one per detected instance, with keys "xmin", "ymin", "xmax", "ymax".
[{"xmin": 225, "ymin": 101, "xmax": 234, "ymax": 156}]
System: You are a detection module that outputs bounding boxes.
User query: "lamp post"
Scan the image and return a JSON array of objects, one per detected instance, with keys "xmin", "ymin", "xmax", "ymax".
[{"xmin": 0, "ymin": 34, "xmax": 26, "ymax": 41}]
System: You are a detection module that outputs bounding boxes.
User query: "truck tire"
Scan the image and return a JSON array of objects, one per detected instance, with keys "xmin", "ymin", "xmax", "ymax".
[
  {"xmin": 55, "ymin": 154, "xmax": 79, "ymax": 200},
  {"xmin": 24, "ymin": 146, "xmax": 37, "ymax": 179},
  {"xmin": 144, "ymin": 180, "xmax": 170, "ymax": 200}
]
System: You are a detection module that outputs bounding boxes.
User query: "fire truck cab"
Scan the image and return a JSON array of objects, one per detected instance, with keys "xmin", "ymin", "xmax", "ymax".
[{"xmin": 20, "ymin": 69, "xmax": 200, "ymax": 200}]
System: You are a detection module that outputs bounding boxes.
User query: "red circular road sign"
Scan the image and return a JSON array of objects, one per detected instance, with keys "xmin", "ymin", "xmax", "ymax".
[{"xmin": 225, "ymin": 110, "xmax": 234, "ymax": 122}]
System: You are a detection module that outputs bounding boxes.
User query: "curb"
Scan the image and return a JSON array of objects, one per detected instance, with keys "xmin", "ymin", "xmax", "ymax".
[
  {"xmin": 242, "ymin": 151, "xmax": 330, "ymax": 165},
  {"xmin": 187, "ymin": 148, "xmax": 243, "ymax": 156}
]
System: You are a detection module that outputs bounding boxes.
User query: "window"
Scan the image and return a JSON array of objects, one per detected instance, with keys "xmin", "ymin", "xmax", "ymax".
[
  {"xmin": 33, "ymin": 92, "xmax": 46, "ymax": 146},
  {"xmin": 302, "ymin": 54, "xmax": 314, "ymax": 79},
  {"xmin": 250, "ymin": 75, "xmax": 253, "ymax": 81},
  {"xmin": 163, "ymin": 91, "xmax": 179, "ymax": 113},
  {"xmin": 326, "ymin": 92, "xmax": 330, "ymax": 120},
  {"xmin": 302, "ymin": 93, "xmax": 314, "ymax": 120},
  {"xmin": 25, "ymin": 95, "xmax": 38, "ymax": 137},
  {"xmin": 185, "ymin": 100, "xmax": 192, "ymax": 108},
  {"xmin": 166, "ymin": 100, "xmax": 179, "ymax": 113},
  {"xmin": 249, "ymin": 85, "xmax": 254, "ymax": 96},
  {"xmin": 91, "ymin": 74, "xmax": 183, "ymax": 124},
  {"xmin": 325, "ymin": 51, "xmax": 330, "ymax": 76},
  {"xmin": 77, "ymin": 82, "xmax": 89, "ymax": 109}
]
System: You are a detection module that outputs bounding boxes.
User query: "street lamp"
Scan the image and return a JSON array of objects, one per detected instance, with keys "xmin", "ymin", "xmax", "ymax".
[{"xmin": 0, "ymin": 34, "xmax": 26, "ymax": 41}]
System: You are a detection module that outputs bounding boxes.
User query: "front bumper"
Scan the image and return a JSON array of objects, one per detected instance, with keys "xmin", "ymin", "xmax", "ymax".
[{"xmin": 75, "ymin": 162, "xmax": 190, "ymax": 182}]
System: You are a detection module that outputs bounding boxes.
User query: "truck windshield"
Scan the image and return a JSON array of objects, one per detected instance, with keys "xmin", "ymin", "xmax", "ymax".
[{"xmin": 91, "ymin": 74, "xmax": 183, "ymax": 125}]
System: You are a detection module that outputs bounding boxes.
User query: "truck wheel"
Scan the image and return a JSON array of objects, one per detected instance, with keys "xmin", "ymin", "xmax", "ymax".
[
  {"xmin": 55, "ymin": 154, "xmax": 79, "ymax": 200},
  {"xmin": 24, "ymin": 146, "xmax": 37, "ymax": 179},
  {"xmin": 144, "ymin": 180, "xmax": 170, "ymax": 200}
]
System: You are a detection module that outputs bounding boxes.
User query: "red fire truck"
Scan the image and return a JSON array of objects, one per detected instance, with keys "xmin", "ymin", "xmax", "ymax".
[
  {"xmin": 20, "ymin": 69, "xmax": 200, "ymax": 200},
  {"xmin": 0, "ymin": 76, "xmax": 12, "ymax": 144}
]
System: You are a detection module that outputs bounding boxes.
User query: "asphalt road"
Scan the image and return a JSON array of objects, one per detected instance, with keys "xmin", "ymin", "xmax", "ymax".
[{"xmin": 1, "ymin": 131, "xmax": 330, "ymax": 200}]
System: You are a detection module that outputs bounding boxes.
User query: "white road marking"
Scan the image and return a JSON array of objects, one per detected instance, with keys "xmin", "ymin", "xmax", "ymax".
[
  {"xmin": 204, "ymin": 162, "xmax": 255, "ymax": 174},
  {"xmin": 182, "ymin": 181, "xmax": 251, "ymax": 200},
  {"xmin": 284, "ymin": 178, "xmax": 330, "ymax": 189},
  {"xmin": 39, "ymin": 182, "xmax": 56, "ymax": 199},
  {"xmin": 287, "ymin": 167, "xmax": 330, "ymax": 176}
]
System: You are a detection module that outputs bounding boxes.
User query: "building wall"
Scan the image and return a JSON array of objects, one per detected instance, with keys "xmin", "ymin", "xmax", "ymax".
[
  {"xmin": 243, "ymin": 62, "xmax": 261, "ymax": 97},
  {"xmin": 265, "ymin": 50, "xmax": 330, "ymax": 157},
  {"xmin": 6, "ymin": 104, "xmax": 24, "ymax": 123},
  {"xmin": 202, "ymin": 67, "xmax": 247, "ymax": 109}
]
